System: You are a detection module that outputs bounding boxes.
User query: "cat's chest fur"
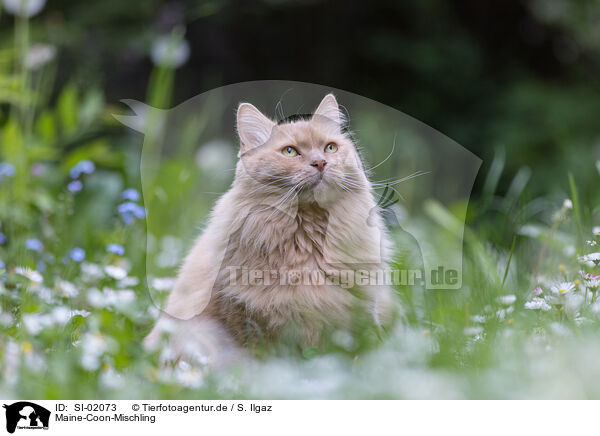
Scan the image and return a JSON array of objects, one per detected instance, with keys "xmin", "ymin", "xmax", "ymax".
[{"xmin": 209, "ymin": 201, "xmax": 369, "ymax": 346}]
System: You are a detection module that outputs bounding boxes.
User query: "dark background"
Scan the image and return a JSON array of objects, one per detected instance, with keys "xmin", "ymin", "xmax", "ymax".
[{"xmin": 3, "ymin": 0, "xmax": 600, "ymax": 199}]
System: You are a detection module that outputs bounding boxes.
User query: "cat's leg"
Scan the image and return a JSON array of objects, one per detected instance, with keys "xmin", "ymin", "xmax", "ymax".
[
  {"xmin": 144, "ymin": 314, "xmax": 243, "ymax": 370},
  {"xmin": 144, "ymin": 229, "xmax": 242, "ymax": 369}
]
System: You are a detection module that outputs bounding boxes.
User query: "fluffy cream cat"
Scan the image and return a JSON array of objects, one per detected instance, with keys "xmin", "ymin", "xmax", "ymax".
[{"xmin": 145, "ymin": 94, "xmax": 398, "ymax": 367}]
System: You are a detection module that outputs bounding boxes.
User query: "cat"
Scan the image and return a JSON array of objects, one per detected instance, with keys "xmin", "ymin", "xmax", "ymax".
[{"xmin": 144, "ymin": 94, "xmax": 399, "ymax": 368}]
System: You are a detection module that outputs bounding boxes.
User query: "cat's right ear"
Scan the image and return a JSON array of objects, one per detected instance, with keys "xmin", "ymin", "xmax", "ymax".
[{"xmin": 236, "ymin": 103, "xmax": 276, "ymax": 155}]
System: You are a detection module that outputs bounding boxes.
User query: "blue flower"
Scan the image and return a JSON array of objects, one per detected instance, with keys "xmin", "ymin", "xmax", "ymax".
[
  {"xmin": 0, "ymin": 233, "xmax": 6, "ymax": 244},
  {"xmin": 0, "ymin": 162, "xmax": 15, "ymax": 181},
  {"xmin": 67, "ymin": 180, "xmax": 83, "ymax": 193},
  {"xmin": 25, "ymin": 238, "xmax": 44, "ymax": 252},
  {"xmin": 68, "ymin": 247, "xmax": 86, "ymax": 262},
  {"xmin": 122, "ymin": 189, "xmax": 140, "ymax": 202},
  {"xmin": 0, "ymin": 260, "xmax": 4, "ymax": 269},
  {"xmin": 118, "ymin": 202, "xmax": 146, "ymax": 225},
  {"xmin": 106, "ymin": 243, "xmax": 125, "ymax": 256},
  {"xmin": 69, "ymin": 160, "xmax": 95, "ymax": 179}
]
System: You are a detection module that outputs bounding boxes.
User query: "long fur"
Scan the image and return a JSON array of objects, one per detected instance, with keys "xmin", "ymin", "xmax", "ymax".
[{"xmin": 145, "ymin": 94, "xmax": 397, "ymax": 368}]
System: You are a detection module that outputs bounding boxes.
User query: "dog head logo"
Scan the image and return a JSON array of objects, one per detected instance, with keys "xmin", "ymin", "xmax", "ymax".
[{"xmin": 3, "ymin": 402, "xmax": 50, "ymax": 433}]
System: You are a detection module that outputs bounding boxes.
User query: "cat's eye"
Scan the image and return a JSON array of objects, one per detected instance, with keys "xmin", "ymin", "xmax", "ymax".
[
  {"xmin": 325, "ymin": 143, "xmax": 338, "ymax": 153},
  {"xmin": 282, "ymin": 146, "xmax": 299, "ymax": 157}
]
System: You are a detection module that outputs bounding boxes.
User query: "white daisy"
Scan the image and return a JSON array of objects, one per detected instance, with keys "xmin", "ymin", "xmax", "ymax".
[
  {"xmin": 56, "ymin": 279, "xmax": 78, "ymax": 298},
  {"xmin": 579, "ymin": 253, "xmax": 600, "ymax": 266},
  {"xmin": 550, "ymin": 281, "xmax": 576, "ymax": 295},
  {"xmin": 497, "ymin": 294, "xmax": 517, "ymax": 306},
  {"xmin": 104, "ymin": 265, "xmax": 127, "ymax": 280},
  {"xmin": 15, "ymin": 267, "xmax": 43, "ymax": 284},
  {"xmin": 524, "ymin": 298, "xmax": 552, "ymax": 311}
]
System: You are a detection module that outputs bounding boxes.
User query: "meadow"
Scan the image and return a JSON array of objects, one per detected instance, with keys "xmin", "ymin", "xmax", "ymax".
[{"xmin": 1, "ymin": 0, "xmax": 600, "ymax": 399}]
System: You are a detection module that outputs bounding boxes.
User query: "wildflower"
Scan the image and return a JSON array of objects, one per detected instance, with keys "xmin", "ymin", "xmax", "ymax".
[
  {"xmin": 31, "ymin": 163, "xmax": 45, "ymax": 177},
  {"xmin": 151, "ymin": 34, "xmax": 190, "ymax": 68},
  {"xmin": 67, "ymin": 180, "xmax": 83, "ymax": 193},
  {"xmin": 100, "ymin": 367, "xmax": 125, "ymax": 390},
  {"xmin": 51, "ymin": 306, "xmax": 72, "ymax": 324},
  {"xmin": 56, "ymin": 279, "xmax": 78, "ymax": 297},
  {"xmin": 117, "ymin": 276, "xmax": 139, "ymax": 287},
  {"xmin": 151, "ymin": 277, "xmax": 176, "ymax": 291},
  {"xmin": 563, "ymin": 199, "xmax": 573, "ymax": 210},
  {"xmin": 593, "ymin": 227, "xmax": 600, "ymax": 237},
  {"xmin": 15, "ymin": 266, "xmax": 43, "ymax": 283},
  {"xmin": 22, "ymin": 313, "xmax": 53, "ymax": 335},
  {"xmin": 174, "ymin": 362, "xmax": 204, "ymax": 389},
  {"xmin": 118, "ymin": 202, "xmax": 146, "ymax": 225},
  {"xmin": 21, "ymin": 341, "xmax": 33, "ymax": 354},
  {"xmin": 122, "ymin": 189, "xmax": 140, "ymax": 202},
  {"xmin": 104, "ymin": 265, "xmax": 127, "ymax": 280},
  {"xmin": 80, "ymin": 332, "xmax": 110, "ymax": 371},
  {"xmin": 524, "ymin": 298, "xmax": 552, "ymax": 311},
  {"xmin": 67, "ymin": 247, "xmax": 85, "ymax": 262},
  {"xmin": 106, "ymin": 243, "xmax": 125, "ymax": 256},
  {"xmin": 550, "ymin": 281, "xmax": 575, "ymax": 295},
  {"xmin": 2, "ymin": 0, "xmax": 46, "ymax": 17},
  {"xmin": 87, "ymin": 288, "xmax": 135, "ymax": 309},
  {"xmin": 497, "ymin": 294, "xmax": 516, "ymax": 306},
  {"xmin": 0, "ymin": 162, "xmax": 15, "ymax": 181},
  {"xmin": 532, "ymin": 286, "xmax": 543, "ymax": 296},
  {"xmin": 25, "ymin": 43, "xmax": 56, "ymax": 70},
  {"xmin": 579, "ymin": 253, "xmax": 600, "ymax": 266},
  {"xmin": 0, "ymin": 311, "xmax": 15, "ymax": 327},
  {"xmin": 463, "ymin": 326, "xmax": 483, "ymax": 336},
  {"xmin": 0, "ymin": 233, "xmax": 6, "ymax": 244},
  {"xmin": 25, "ymin": 238, "xmax": 43, "ymax": 252},
  {"xmin": 69, "ymin": 160, "xmax": 95, "ymax": 179},
  {"xmin": 81, "ymin": 262, "xmax": 104, "ymax": 281},
  {"xmin": 585, "ymin": 278, "xmax": 600, "ymax": 289}
]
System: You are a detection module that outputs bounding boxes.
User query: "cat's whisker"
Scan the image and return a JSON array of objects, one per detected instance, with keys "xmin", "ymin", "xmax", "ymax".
[
  {"xmin": 263, "ymin": 182, "xmax": 302, "ymax": 220},
  {"xmin": 368, "ymin": 134, "xmax": 397, "ymax": 172},
  {"xmin": 370, "ymin": 170, "xmax": 430, "ymax": 186}
]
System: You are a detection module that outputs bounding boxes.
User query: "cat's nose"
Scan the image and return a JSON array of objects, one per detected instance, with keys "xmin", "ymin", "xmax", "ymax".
[{"xmin": 311, "ymin": 159, "xmax": 327, "ymax": 172}]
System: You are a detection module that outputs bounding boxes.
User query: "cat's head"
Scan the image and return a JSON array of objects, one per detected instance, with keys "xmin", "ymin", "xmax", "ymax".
[{"xmin": 236, "ymin": 94, "xmax": 367, "ymax": 203}]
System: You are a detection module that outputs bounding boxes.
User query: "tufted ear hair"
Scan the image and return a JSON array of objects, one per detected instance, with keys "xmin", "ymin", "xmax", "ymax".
[
  {"xmin": 313, "ymin": 93, "xmax": 344, "ymax": 126},
  {"xmin": 236, "ymin": 103, "xmax": 276, "ymax": 154}
]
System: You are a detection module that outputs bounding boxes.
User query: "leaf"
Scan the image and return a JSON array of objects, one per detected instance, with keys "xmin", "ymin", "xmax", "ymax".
[
  {"xmin": 35, "ymin": 110, "xmax": 57, "ymax": 144},
  {"xmin": 58, "ymin": 84, "xmax": 79, "ymax": 137}
]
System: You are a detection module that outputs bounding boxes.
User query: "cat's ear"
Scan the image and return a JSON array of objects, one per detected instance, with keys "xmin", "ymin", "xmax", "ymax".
[
  {"xmin": 236, "ymin": 103, "xmax": 275, "ymax": 153},
  {"xmin": 313, "ymin": 93, "xmax": 344, "ymax": 126}
]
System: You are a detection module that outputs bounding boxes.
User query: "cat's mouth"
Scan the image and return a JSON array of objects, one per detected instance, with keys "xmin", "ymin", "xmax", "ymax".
[{"xmin": 304, "ymin": 170, "xmax": 326, "ymax": 188}]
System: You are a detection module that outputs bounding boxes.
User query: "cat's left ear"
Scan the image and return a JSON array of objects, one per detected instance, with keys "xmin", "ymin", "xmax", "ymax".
[
  {"xmin": 237, "ymin": 103, "xmax": 276, "ymax": 154},
  {"xmin": 313, "ymin": 93, "xmax": 344, "ymax": 126}
]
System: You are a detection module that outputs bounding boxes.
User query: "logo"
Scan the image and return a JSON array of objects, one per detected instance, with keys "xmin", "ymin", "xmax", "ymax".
[{"xmin": 3, "ymin": 402, "xmax": 50, "ymax": 434}]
